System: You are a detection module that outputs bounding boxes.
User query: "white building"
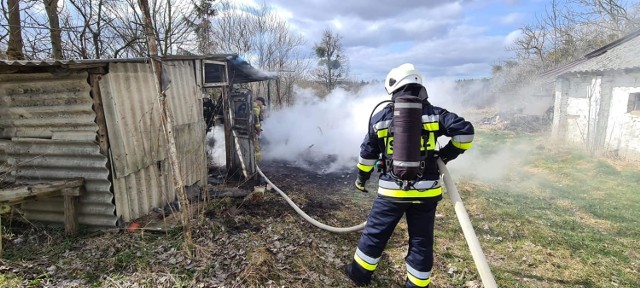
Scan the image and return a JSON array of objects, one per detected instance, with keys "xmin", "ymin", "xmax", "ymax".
[{"xmin": 552, "ymin": 30, "xmax": 640, "ymax": 159}]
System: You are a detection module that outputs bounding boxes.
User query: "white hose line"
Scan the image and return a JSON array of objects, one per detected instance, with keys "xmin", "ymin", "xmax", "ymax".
[
  {"xmin": 256, "ymin": 165, "xmax": 366, "ymax": 233},
  {"xmin": 257, "ymin": 160, "xmax": 496, "ymax": 284},
  {"xmin": 437, "ymin": 159, "xmax": 498, "ymax": 288}
]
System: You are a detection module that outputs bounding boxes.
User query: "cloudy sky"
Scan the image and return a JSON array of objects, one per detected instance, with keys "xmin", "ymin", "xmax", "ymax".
[{"xmin": 236, "ymin": 0, "xmax": 548, "ymax": 81}]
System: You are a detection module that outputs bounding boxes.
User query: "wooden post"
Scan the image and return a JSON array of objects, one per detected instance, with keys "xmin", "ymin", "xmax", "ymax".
[
  {"xmin": 63, "ymin": 195, "xmax": 78, "ymax": 235},
  {"xmin": 223, "ymin": 86, "xmax": 234, "ymax": 177},
  {"xmin": 138, "ymin": 0, "xmax": 193, "ymax": 253},
  {"xmin": 61, "ymin": 186, "xmax": 83, "ymax": 235}
]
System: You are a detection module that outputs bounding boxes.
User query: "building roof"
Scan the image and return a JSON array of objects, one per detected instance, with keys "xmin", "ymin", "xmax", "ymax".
[
  {"xmin": 0, "ymin": 54, "xmax": 276, "ymax": 83},
  {"xmin": 537, "ymin": 58, "xmax": 589, "ymax": 83},
  {"xmin": 538, "ymin": 29, "xmax": 640, "ymax": 80},
  {"xmin": 568, "ymin": 29, "xmax": 640, "ymax": 73}
]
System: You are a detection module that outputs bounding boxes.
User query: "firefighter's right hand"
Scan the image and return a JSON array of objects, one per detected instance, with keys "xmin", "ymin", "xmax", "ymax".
[{"xmin": 354, "ymin": 179, "xmax": 368, "ymax": 193}]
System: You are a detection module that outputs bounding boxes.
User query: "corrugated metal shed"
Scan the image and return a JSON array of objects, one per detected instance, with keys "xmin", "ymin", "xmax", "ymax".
[
  {"xmin": 0, "ymin": 72, "xmax": 116, "ymax": 226},
  {"xmin": 0, "ymin": 140, "xmax": 13, "ymax": 183},
  {"xmin": 0, "ymin": 55, "xmax": 254, "ymax": 225},
  {"xmin": 99, "ymin": 60, "xmax": 206, "ymax": 222},
  {"xmin": 568, "ymin": 30, "xmax": 640, "ymax": 73}
]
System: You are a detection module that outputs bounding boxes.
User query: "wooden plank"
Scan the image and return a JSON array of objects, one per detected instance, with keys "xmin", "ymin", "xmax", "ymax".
[
  {"xmin": 0, "ymin": 178, "xmax": 84, "ymax": 204},
  {"xmin": 60, "ymin": 186, "xmax": 83, "ymax": 197}
]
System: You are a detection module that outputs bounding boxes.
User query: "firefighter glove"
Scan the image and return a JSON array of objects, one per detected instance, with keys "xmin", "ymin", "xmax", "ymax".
[{"xmin": 438, "ymin": 143, "xmax": 461, "ymax": 164}]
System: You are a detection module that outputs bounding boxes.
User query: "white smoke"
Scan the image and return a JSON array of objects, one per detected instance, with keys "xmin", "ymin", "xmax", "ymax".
[
  {"xmin": 260, "ymin": 79, "xmax": 471, "ymax": 173},
  {"xmin": 261, "ymin": 85, "xmax": 386, "ymax": 172},
  {"xmin": 206, "ymin": 126, "xmax": 226, "ymax": 167},
  {"xmin": 205, "ymin": 78, "xmax": 536, "ymax": 183},
  {"xmin": 446, "ymin": 142, "xmax": 532, "ymax": 182},
  {"xmin": 258, "ymin": 79, "xmax": 539, "ymax": 186}
]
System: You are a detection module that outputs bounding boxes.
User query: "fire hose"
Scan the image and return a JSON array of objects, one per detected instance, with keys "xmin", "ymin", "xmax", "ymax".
[
  {"xmin": 437, "ymin": 159, "xmax": 498, "ymax": 288},
  {"xmin": 256, "ymin": 165, "xmax": 366, "ymax": 233},
  {"xmin": 255, "ymin": 160, "xmax": 497, "ymax": 287}
]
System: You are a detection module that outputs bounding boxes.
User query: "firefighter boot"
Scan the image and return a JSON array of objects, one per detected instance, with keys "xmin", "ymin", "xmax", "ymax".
[
  {"xmin": 343, "ymin": 263, "xmax": 371, "ymax": 286},
  {"xmin": 405, "ymin": 278, "xmax": 430, "ymax": 288}
]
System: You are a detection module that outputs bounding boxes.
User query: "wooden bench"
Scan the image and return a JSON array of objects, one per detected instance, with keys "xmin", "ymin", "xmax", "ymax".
[{"xmin": 0, "ymin": 178, "xmax": 85, "ymax": 257}]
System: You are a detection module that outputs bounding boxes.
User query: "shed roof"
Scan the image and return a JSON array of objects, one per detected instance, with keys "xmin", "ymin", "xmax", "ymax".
[{"xmin": 0, "ymin": 54, "xmax": 276, "ymax": 83}]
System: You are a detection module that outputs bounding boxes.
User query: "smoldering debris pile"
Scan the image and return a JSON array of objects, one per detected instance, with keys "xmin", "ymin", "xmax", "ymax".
[{"xmin": 479, "ymin": 106, "xmax": 553, "ymax": 133}]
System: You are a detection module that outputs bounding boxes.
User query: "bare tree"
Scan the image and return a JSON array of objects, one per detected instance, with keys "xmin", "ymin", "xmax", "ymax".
[
  {"xmin": 511, "ymin": 23, "xmax": 547, "ymax": 66},
  {"xmin": 188, "ymin": 0, "xmax": 217, "ymax": 55},
  {"xmin": 313, "ymin": 28, "xmax": 348, "ymax": 91},
  {"xmin": 6, "ymin": 0, "xmax": 25, "ymax": 60},
  {"xmin": 210, "ymin": 1, "xmax": 253, "ymax": 55},
  {"xmin": 0, "ymin": 1, "xmax": 8, "ymax": 52},
  {"xmin": 43, "ymin": 0, "xmax": 62, "ymax": 59},
  {"xmin": 210, "ymin": 1, "xmax": 309, "ymax": 105},
  {"xmin": 572, "ymin": 0, "xmax": 632, "ymax": 34},
  {"xmin": 3, "ymin": 0, "xmax": 216, "ymax": 60},
  {"xmin": 63, "ymin": 0, "xmax": 109, "ymax": 59},
  {"xmin": 101, "ymin": 0, "xmax": 147, "ymax": 58},
  {"xmin": 509, "ymin": 0, "xmax": 639, "ymax": 72}
]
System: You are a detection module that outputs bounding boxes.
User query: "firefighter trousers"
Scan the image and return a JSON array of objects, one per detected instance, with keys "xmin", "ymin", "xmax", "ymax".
[{"xmin": 348, "ymin": 196, "xmax": 440, "ymax": 287}]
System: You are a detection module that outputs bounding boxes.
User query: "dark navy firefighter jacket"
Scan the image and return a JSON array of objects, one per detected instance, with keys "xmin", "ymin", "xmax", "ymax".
[{"xmin": 357, "ymin": 93, "xmax": 474, "ymax": 200}]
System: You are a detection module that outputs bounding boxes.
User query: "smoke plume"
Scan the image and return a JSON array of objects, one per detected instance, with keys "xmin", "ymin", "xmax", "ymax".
[{"xmin": 200, "ymin": 77, "xmax": 539, "ymax": 184}]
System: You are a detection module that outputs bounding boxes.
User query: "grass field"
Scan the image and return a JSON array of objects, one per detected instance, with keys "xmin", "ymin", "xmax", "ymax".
[
  {"xmin": 425, "ymin": 130, "xmax": 640, "ymax": 287},
  {"xmin": 1, "ymin": 129, "xmax": 638, "ymax": 287}
]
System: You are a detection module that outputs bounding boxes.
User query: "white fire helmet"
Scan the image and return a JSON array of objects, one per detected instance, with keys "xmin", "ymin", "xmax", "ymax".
[{"xmin": 384, "ymin": 63, "xmax": 423, "ymax": 95}]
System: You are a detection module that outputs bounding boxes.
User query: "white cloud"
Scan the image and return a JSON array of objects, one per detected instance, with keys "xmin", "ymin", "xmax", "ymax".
[
  {"xmin": 262, "ymin": 0, "xmax": 545, "ymax": 80},
  {"xmin": 331, "ymin": 19, "xmax": 343, "ymax": 30},
  {"xmin": 230, "ymin": 0, "xmax": 260, "ymax": 9},
  {"xmin": 500, "ymin": 12, "xmax": 526, "ymax": 25},
  {"xmin": 505, "ymin": 29, "xmax": 523, "ymax": 46}
]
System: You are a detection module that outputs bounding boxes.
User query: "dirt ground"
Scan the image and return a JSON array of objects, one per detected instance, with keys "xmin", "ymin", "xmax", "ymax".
[{"xmin": 2, "ymin": 159, "xmax": 459, "ymax": 287}]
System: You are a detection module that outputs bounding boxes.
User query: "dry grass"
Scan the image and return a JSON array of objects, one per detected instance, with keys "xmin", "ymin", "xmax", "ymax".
[{"xmin": 1, "ymin": 132, "xmax": 639, "ymax": 287}]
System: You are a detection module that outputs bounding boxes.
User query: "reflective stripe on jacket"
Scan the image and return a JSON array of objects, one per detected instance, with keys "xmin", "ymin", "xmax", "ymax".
[{"xmin": 357, "ymin": 95, "xmax": 474, "ymax": 199}]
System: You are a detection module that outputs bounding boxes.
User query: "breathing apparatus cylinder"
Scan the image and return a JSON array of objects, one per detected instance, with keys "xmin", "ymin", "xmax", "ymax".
[{"xmin": 391, "ymin": 95, "xmax": 423, "ymax": 180}]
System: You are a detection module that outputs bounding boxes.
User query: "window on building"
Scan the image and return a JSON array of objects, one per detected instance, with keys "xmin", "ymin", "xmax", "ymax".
[{"xmin": 628, "ymin": 93, "xmax": 640, "ymax": 113}]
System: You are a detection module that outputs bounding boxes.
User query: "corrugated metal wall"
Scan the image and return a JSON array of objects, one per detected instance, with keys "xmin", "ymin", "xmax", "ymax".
[
  {"xmin": 0, "ymin": 72, "xmax": 116, "ymax": 226},
  {"xmin": 165, "ymin": 60, "xmax": 207, "ymax": 188},
  {"xmin": 100, "ymin": 61, "xmax": 206, "ymax": 222},
  {"xmin": 0, "ymin": 140, "xmax": 13, "ymax": 183}
]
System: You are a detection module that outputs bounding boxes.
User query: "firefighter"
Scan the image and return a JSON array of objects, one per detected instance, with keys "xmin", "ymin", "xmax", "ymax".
[
  {"xmin": 203, "ymin": 97, "xmax": 215, "ymax": 132},
  {"xmin": 253, "ymin": 96, "xmax": 266, "ymax": 161},
  {"xmin": 344, "ymin": 63, "xmax": 474, "ymax": 287}
]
